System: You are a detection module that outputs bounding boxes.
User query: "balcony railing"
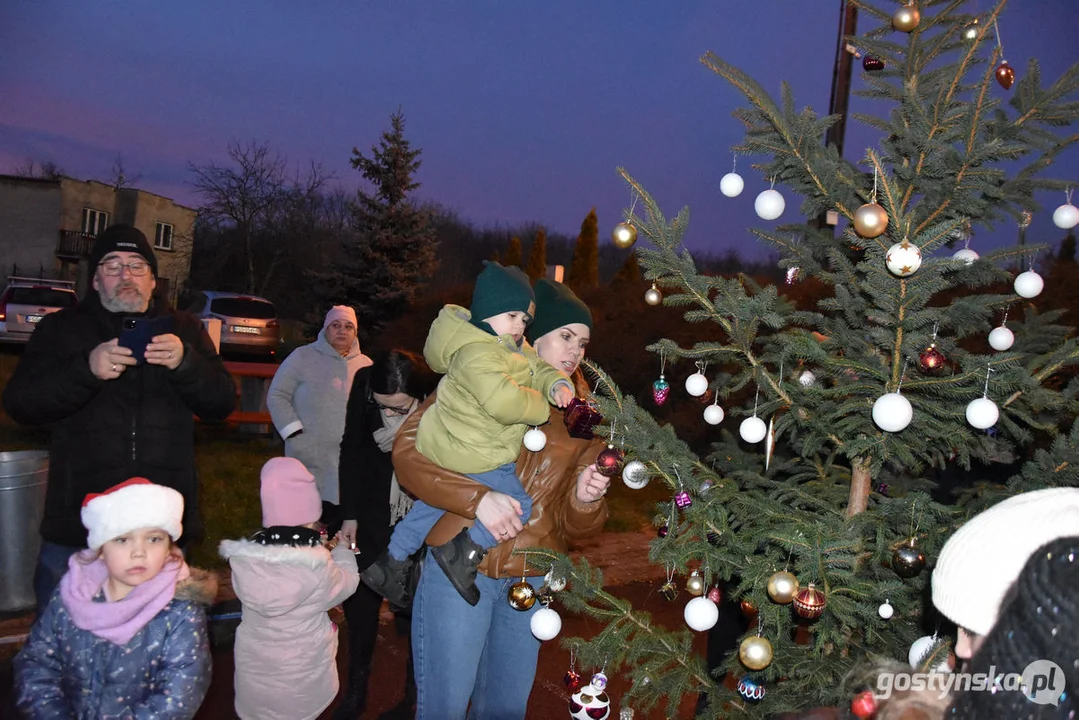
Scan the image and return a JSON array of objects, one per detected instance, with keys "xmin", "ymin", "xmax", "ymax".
[{"xmin": 56, "ymin": 230, "xmax": 96, "ymax": 259}]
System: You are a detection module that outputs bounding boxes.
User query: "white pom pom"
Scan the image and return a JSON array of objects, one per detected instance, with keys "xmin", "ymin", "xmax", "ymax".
[
  {"xmin": 952, "ymin": 247, "xmax": 979, "ymax": 265},
  {"xmin": 530, "ymin": 606, "xmax": 562, "ymax": 641},
  {"xmin": 966, "ymin": 396, "xmax": 999, "ymax": 429},
  {"xmin": 739, "ymin": 416, "xmax": 767, "ymax": 444},
  {"xmin": 523, "ymin": 427, "xmax": 547, "ymax": 452},
  {"xmin": 684, "ymin": 596, "xmax": 719, "ymax": 632},
  {"xmin": 720, "ymin": 172, "xmax": 745, "ymax": 198},
  {"xmin": 703, "ymin": 404, "xmax": 725, "ymax": 425},
  {"xmin": 1053, "ymin": 203, "xmax": 1079, "ymax": 230},
  {"xmin": 872, "ymin": 392, "xmax": 913, "ymax": 432},
  {"xmin": 1013, "ymin": 270, "xmax": 1044, "ymax": 299},
  {"xmin": 685, "ymin": 372, "xmax": 709, "ymax": 397},
  {"xmin": 988, "ymin": 326, "xmax": 1014, "ymax": 351},
  {"xmin": 754, "ymin": 188, "xmax": 785, "ymax": 220}
]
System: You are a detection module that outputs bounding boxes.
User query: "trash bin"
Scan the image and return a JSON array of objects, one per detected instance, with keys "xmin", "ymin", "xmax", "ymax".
[{"xmin": 0, "ymin": 450, "xmax": 49, "ymax": 612}]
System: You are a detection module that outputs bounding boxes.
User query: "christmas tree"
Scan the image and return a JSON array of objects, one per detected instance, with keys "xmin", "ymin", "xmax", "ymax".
[{"xmin": 535, "ymin": 1, "xmax": 1079, "ymax": 716}]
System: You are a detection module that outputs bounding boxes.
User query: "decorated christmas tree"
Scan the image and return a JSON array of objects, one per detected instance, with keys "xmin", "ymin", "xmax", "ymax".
[{"xmin": 533, "ymin": 1, "xmax": 1079, "ymax": 717}]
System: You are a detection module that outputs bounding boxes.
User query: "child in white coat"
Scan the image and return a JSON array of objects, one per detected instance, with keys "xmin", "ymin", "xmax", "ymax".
[{"xmin": 220, "ymin": 457, "xmax": 360, "ymax": 720}]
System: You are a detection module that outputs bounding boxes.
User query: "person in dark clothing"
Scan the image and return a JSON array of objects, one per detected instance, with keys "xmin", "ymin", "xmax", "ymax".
[
  {"xmin": 333, "ymin": 349, "xmax": 438, "ymax": 720},
  {"xmin": 1, "ymin": 224, "xmax": 237, "ymax": 615}
]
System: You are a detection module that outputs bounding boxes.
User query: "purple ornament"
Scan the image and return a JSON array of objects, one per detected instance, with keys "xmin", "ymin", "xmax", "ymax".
[
  {"xmin": 564, "ymin": 397, "xmax": 603, "ymax": 439},
  {"xmin": 590, "ymin": 671, "xmax": 608, "ymax": 691},
  {"xmin": 675, "ymin": 490, "xmax": 692, "ymax": 509},
  {"xmin": 657, "ymin": 525, "xmax": 669, "ymax": 538},
  {"xmin": 653, "ymin": 376, "xmax": 670, "ymax": 405}
]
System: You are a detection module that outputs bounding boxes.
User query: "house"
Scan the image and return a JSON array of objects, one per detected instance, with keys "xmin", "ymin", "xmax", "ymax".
[{"xmin": 0, "ymin": 174, "xmax": 196, "ymax": 304}]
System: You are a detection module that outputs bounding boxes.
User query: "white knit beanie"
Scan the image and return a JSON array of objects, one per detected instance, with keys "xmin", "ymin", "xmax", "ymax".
[
  {"xmin": 81, "ymin": 477, "xmax": 184, "ymax": 551},
  {"xmin": 932, "ymin": 487, "xmax": 1079, "ymax": 636}
]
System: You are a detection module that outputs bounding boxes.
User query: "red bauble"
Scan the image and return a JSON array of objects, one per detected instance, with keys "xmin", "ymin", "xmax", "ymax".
[
  {"xmin": 706, "ymin": 586, "xmax": 723, "ymax": 603},
  {"xmin": 793, "ymin": 583, "xmax": 826, "ymax": 620},
  {"xmin": 919, "ymin": 343, "xmax": 946, "ymax": 373},
  {"xmin": 595, "ymin": 446, "xmax": 625, "ymax": 477},
  {"xmin": 995, "ymin": 61, "xmax": 1015, "ymax": 90},
  {"xmin": 862, "ymin": 55, "xmax": 884, "ymax": 71},
  {"xmin": 740, "ymin": 599, "xmax": 758, "ymax": 620},
  {"xmin": 564, "ymin": 397, "xmax": 603, "ymax": 439},
  {"xmin": 563, "ymin": 669, "xmax": 581, "ymax": 691},
  {"xmin": 851, "ymin": 690, "xmax": 877, "ymax": 719}
]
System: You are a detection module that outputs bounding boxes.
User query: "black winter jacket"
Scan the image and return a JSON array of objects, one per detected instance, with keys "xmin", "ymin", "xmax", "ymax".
[{"xmin": 2, "ymin": 293, "xmax": 236, "ymax": 546}]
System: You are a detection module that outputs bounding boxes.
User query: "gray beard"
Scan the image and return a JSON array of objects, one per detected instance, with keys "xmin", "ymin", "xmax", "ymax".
[{"xmin": 100, "ymin": 287, "xmax": 150, "ymax": 313}]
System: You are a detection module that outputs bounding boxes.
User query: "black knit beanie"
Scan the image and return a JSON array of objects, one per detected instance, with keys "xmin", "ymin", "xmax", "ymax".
[
  {"xmin": 526, "ymin": 278, "xmax": 593, "ymax": 343},
  {"xmin": 88, "ymin": 224, "xmax": 159, "ymax": 277},
  {"xmin": 947, "ymin": 536, "xmax": 1079, "ymax": 717},
  {"xmin": 469, "ymin": 261, "xmax": 535, "ymax": 331}
]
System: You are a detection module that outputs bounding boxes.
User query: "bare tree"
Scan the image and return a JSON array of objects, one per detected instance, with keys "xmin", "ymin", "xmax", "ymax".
[
  {"xmin": 12, "ymin": 157, "xmax": 64, "ymax": 180},
  {"xmin": 107, "ymin": 152, "xmax": 142, "ymax": 189}
]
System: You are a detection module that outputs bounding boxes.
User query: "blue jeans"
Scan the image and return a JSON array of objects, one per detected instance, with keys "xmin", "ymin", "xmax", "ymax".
[
  {"xmin": 33, "ymin": 540, "xmax": 81, "ymax": 617},
  {"xmin": 412, "ymin": 553, "xmax": 543, "ymax": 719},
  {"xmin": 388, "ymin": 463, "xmax": 532, "ymax": 559}
]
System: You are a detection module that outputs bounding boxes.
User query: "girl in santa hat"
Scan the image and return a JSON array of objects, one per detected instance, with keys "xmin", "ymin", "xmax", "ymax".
[{"xmin": 13, "ymin": 477, "xmax": 216, "ymax": 719}]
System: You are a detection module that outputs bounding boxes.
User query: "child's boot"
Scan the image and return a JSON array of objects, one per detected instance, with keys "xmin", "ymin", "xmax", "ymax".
[
  {"xmin": 361, "ymin": 551, "xmax": 413, "ymax": 608},
  {"xmin": 430, "ymin": 528, "xmax": 486, "ymax": 606}
]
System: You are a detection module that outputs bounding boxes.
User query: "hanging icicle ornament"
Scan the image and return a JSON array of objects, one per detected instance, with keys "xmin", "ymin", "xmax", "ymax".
[
  {"xmin": 754, "ymin": 179, "xmax": 785, "ymax": 221},
  {"xmin": 992, "ymin": 20, "xmax": 1015, "ymax": 89},
  {"xmin": 524, "ymin": 426, "xmax": 547, "ymax": 452},
  {"xmin": 891, "ymin": 2, "xmax": 920, "ymax": 32},
  {"xmin": 703, "ymin": 397, "xmax": 725, "ymax": 425},
  {"xmin": 853, "ymin": 168, "xmax": 889, "ymax": 238},
  {"xmin": 720, "ymin": 154, "xmax": 745, "ymax": 198},
  {"xmin": 1053, "ymin": 188, "xmax": 1079, "ymax": 230},
  {"xmin": 621, "ymin": 460, "xmax": 650, "ymax": 490},
  {"xmin": 988, "ymin": 310, "xmax": 1014, "ymax": 352},
  {"xmin": 966, "ymin": 365, "xmax": 1000, "ymax": 430},
  {"xmin": 886, "ymin": 237, "xmax": 922, "ymax": 277},
  {"xmin": 685, "ymin": 360, "xmax": 709, "ymax": 397},
  {"xmin": 644, "ymin": 282, "xmax": 662, "ymax": 306}
]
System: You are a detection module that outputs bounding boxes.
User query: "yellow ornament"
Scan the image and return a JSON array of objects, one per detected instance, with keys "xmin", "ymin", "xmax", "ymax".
[
  {"xmin": 892, "ymin": 3, "xmax": 920, "ymax": 33},
  {"xmin": 644, "ymin": 284, "xmax": 662, "ymax": 306},
  {"xmin": 507, "ymin": 580, "xmax": 536, "ymax": 611},
  {"xmin": 739, "ymin": 635, "xmax": 774, "ymax": 670},
  {"xmin": 766, "ymin": 570, "xmax": 799, "ymax": 604},
  {"xmin": 686, "ymin": 570, "xmax": 705, "ymax": 596},
  {"xmin": 853, "ymin": 202, "xmax": 889, "ymax": 239},
  {"xmin": 612, "ymin": 222, "xmax": 638, "ymax": 249}
]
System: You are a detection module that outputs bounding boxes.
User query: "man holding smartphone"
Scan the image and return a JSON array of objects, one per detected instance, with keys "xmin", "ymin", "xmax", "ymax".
[{"xmin": 2, "ymin": 224, "xmax": 237, "ymax": 613}]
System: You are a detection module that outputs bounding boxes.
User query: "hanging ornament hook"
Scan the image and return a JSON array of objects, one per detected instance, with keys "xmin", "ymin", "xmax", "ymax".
[
  {"xmin": 983, "ymin": 364, "xmax": 996, "ymax": 398},
  {"xmin": 897, "ymin": 356, "xmax": 911, "ymax": 393},
  {"xmin": 992, "ymin": 18, "xmax": 1005, "ymax": 61},
  {"xmin": 872, "ymin": 166, "xmax": 879, "ymax": 203}
]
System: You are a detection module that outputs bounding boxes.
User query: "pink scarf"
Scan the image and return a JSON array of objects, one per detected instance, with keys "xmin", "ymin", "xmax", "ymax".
[{"xmin": 59, "ymin": 552, "xmax": 190, "ymax": 646}]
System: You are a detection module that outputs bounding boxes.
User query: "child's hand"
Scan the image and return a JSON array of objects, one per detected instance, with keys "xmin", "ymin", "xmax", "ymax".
[{"xmin": 553, "ymin": 385, "xmax": 574, "ymax": 408}]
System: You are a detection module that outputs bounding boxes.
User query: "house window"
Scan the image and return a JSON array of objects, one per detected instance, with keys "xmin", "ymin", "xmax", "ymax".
[
  {"xmin": 154, "ymin": 222, "xmax": 174, "ymax": 251},
  {"xmin": 81, "ymin": 208, "xmax": 109, "ymax": 235}
]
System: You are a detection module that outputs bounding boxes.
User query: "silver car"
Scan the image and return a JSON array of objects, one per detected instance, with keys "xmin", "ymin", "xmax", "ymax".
[
  {"xmin": 190, "ymin": 290, "xmax": 280, "ymax": 359},
  {"xmin": 0, "ymin": 278, "xmax": 78, "ymax": 343}
]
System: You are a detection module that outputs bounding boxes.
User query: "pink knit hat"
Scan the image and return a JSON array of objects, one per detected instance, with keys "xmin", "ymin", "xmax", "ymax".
[
  {"xmin": 81, "ymin": 477, "xmax": 184, "ymax": 551},
  {"xmin": 260, "ymin": 457, "xmax": 322, "ymax": 527},
  {"xmin": 323, "ymin": 305, "xmax": 358, "ymax": 329}
]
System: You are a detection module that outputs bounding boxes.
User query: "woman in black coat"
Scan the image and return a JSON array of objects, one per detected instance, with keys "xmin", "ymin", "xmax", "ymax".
[{"xmin": 334, "ymin": 349, "xmax": 437, "ymax": 720}]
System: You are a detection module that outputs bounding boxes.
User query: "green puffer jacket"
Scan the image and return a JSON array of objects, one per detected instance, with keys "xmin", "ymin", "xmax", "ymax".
[{"xmin": 416, "ymin": 304, "xmax": 570, "ymax": 474}]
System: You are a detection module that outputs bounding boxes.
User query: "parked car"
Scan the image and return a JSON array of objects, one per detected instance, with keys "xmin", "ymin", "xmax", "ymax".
[
  {"xmin": 0, "ymin": 277, "xmax": 78, "ymax": 343},
  {"xmin": 189, "ymin": 290, "xmax": 280, "ymax": 360}
]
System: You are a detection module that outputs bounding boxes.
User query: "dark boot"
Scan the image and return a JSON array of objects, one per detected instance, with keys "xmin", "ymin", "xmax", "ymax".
[
  {"xmin": 361, "ymin": 551, "xmax": 413, "ymax": 608},
  {"xmin": 429, "ymin": 528, "xmax": 486, "ymax": 606},
  {"xmin": 333, "ymin": 666, "xmax": 370, "ymax": 720}
]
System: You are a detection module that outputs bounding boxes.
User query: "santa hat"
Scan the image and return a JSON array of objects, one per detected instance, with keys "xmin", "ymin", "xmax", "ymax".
[
  {"xmin": 260, "ymin": 457, "xmax": 322, "ymax": 527},
  {"xmin": 81, "ymin": 478, "xmax": 184, "ymax": 551},
  {"xmin": 323, "ymin": 305, "xmax": 358, "ymax": 329}
]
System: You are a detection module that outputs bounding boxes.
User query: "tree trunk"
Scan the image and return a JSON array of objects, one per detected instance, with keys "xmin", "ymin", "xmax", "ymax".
[{"xmin": 846, "ymin": 457, "xmax": 872, "ymax": 518}]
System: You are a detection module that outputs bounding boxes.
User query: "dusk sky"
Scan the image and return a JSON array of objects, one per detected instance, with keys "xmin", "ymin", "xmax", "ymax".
[{"xmin": 2, "ymin": 1, "xmax": 1077, "ymax": 260}]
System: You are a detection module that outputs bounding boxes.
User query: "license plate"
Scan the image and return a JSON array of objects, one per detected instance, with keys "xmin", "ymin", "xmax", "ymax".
[
  {"xmin": 230, "ymin": 326, "xmax": 260, "ymax": 334},
  {"xmin": 26, "ymin": 315, "xmax": 43, "ymax": 323}
]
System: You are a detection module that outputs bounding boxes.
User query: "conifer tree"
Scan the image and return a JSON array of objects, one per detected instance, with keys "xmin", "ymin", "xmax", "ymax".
[
  {"xmin": 566, "ymin": 207, "xmax": 601, "ymax": 290},
  {"xmin": 525, "ymin": 227, "xmax": 548, "ymax": 282},
  {"xmin": 505, "ymin": 236, "xmax": 523, "ymax": 268},
  {"xmin": 540, "ymin": 3, "xmax": 1079, "ymax": 717}
]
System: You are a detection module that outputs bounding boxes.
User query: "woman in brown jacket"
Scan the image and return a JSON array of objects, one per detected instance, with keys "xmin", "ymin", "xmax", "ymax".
[{"xmin": 391, "ymin": 278, "xmax": 610, "ymax": 719}]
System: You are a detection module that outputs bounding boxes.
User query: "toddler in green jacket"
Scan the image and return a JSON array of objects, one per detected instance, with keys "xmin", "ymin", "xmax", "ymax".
[{"xmin": 362, "ymin": 262, "xmax": 572, "ymax": 606}]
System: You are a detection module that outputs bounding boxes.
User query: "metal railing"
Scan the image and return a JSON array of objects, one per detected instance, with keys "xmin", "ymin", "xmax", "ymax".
[{"xmin": 55, "ymin": 230, "xmax": 96, "ymax": 259}]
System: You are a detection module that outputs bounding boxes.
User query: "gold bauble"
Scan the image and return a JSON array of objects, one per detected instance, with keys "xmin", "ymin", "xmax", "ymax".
[
  {"xmin": 507, "ymin": 580, "xmax": 536, "ymax": 611},
  {"xmin": 853, "ymin": 202, "xmax": 889, "ymax": 239},
  {"xmin": 738, "ymin": 635, "xmax": 774, "ymax": 671},
  {"xmin": 766, "ymin": 570, "xmax": 799, "ymax": 604},
  {"xmin": 892, "ymin": 4, "xmax": 921, "ymax": 33},
  {"xmin": 612, "ymin": 222, "xmax": 638, "ymax": 249},
  {"xmin": 644, "ymin": 284, "xmax": 662, "ymax": 306},
  {"xmin": 686, "ymin": 571, "xmax": 705, "ymax": 596}
]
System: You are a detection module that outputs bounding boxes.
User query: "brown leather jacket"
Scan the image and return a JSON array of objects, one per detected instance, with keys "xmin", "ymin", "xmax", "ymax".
[{"xmin": 393, "ymin": 394, "xmax": 608, "ymax": 578}]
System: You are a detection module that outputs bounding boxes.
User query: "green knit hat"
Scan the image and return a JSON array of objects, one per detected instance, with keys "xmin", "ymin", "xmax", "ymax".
[
  {"xmin": 526, "ymin": 278, "xmax": 593, "ymax": 343},
  {"xmin": 469, "ymin": 261, "xmax": 536, "ymax": 329}
]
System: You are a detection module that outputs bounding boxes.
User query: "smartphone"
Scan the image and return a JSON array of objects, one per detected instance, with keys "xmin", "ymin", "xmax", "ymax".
[{"xmin": 118, "ymin": 315, "xmax": 176, "ymax": 364}]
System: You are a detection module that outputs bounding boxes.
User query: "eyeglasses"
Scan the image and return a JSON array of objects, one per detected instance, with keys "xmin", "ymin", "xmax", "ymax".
[
  {"xmin": 99, "ymin": 259, "xmax": 151, "ymax": 277},
  {"xmin": 374, "ymin": 399, "xmax": 415, "ymax": 416}
]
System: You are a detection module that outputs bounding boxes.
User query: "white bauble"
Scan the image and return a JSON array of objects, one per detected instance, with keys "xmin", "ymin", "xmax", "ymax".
[
  {"xmin": 1053, "ymin": 203, "xmax": 1079, "ymax": 230},
  {"xmin": 703, "ymin": 403, "xmax": 725, "ymax": 425},
  {"xmin": 684, "ymin": 596, "xmax": 720, "ymax": 632},
  {"xmin": 544, "ymin": 570, "xmax": 567, "ymax": 592},
  {"xmin": 872, "ymin": 393, "xmax": 913, "ymax": 432},
  {"xmin": 621, "ymin": 460, "xmax": 650, "ymax": 490},
  {"xmin": 878, "ymin": 600, "xmax": 894, "ymax": 619},
  {"xmin": 530, "ymin": 606, "xmax": 562, "ymax": 641},
  {"xmin": 886, "ymin": 241, "xmax": 923, "ymax": 277},
  {"xmin": 1014, "ymin": 270, "xmax": 1044, "ymax": 299},
  {"xmin": 754, "ymin": 188, "xmax": 785, "ymax": 220},
  {"xmin": 799, "ymin": 370, "xmax": 816, "ymax": 387},
  {"xmin": 988, "ymin": 326, "xmax": 1014, "ymax": 351},
  {"xmin": 909, "ymin": 635, "xmax": 939, "ymax": 668},
  {"xmin": 685, "ymin": 372, "xmax": 709, "ymax": 397},
  {"xmin": 952, "ymin": 247, "xmax": 979, "ymax": 265},
  {"xmin": 523, "ymin": 427, "xmax": 547, "ymax": 452},
  {"xmin": 739, "ymin": 416, "xmax": 767, "ymax": 444},
  {"xmin": 720, "ymin": 172, "xmax": 745, "ymax": 198},
  {"xmin": 966, "ymin": 396, "xmax": 999, "ymax": 429}
]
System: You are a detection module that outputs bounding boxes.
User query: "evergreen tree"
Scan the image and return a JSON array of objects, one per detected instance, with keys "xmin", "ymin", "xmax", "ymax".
[
  {"xmin": 611, "ymin": 249, "xmax": 643, "ymax": 288},
  {"xmin": 316, "ymin": 111, "xmax": 437, "ymax": 336},
  {"xmin": 566, "ymin": 207, "xmax": 600, "ymax": 290},
  {"xmin": 525, "ymin": 227, "xmax": 548, "ymax": 282},
  {"xmin": 541, "ymin": 3, "xmax": 1079, "ymax": 717},
  {"xmin": 505, "ymin": 236, "xmax": 523, "ymax": 268}
]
